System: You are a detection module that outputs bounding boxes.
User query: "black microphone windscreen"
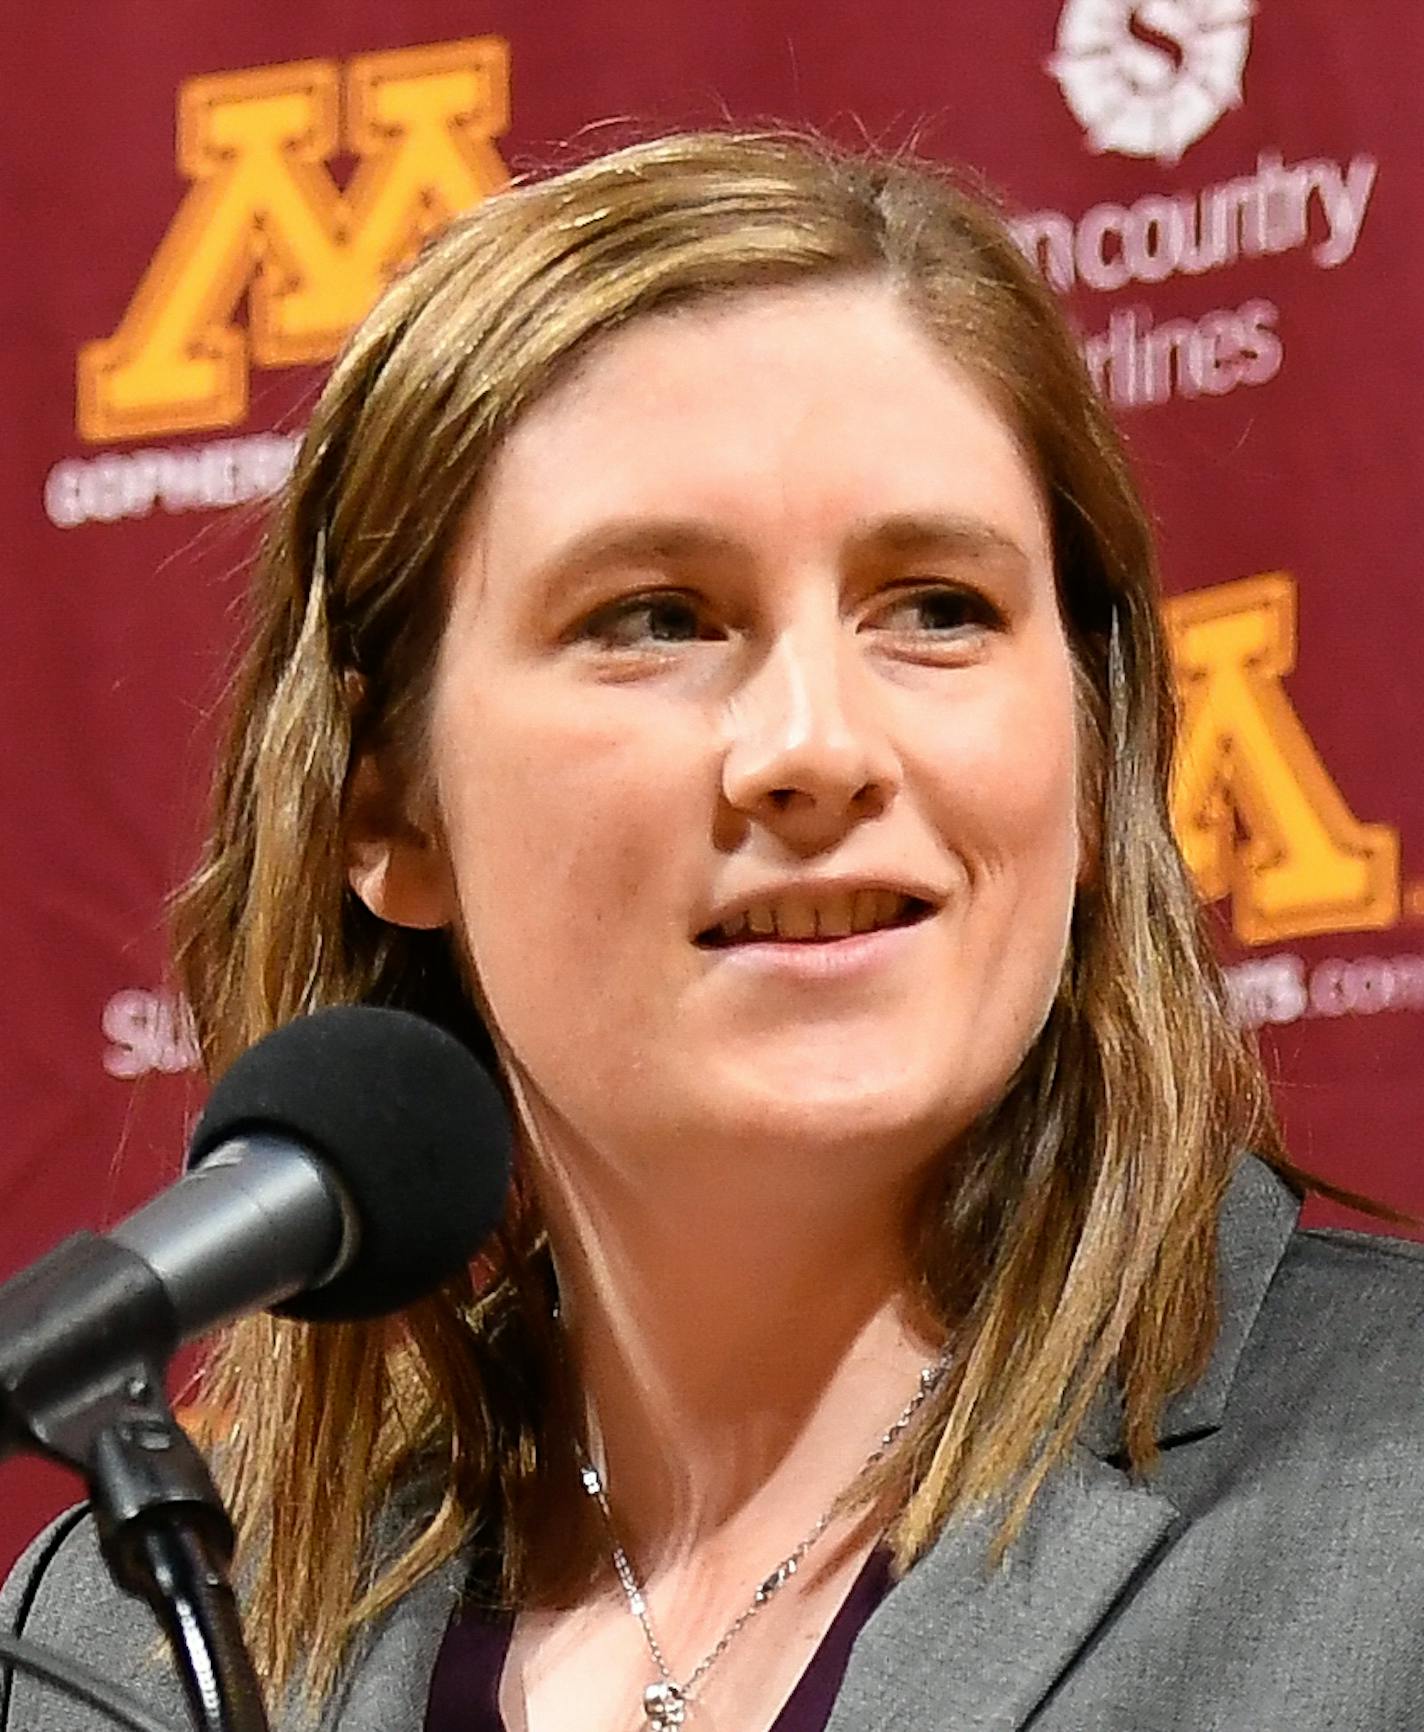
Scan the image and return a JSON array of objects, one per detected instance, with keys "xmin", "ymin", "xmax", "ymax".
[{"xmin": 187, "ymin": 1006, "xmax": 512, "ymax": 1321}]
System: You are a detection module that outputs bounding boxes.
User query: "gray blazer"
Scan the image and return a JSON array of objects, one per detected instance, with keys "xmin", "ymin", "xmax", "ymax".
[{"xmin": 4, "ymin": 1155, "xmax": 1423, "ymax": 1731}]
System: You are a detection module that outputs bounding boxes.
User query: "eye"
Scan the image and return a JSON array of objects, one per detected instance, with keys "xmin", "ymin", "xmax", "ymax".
[
  {"xmin": 863, "ymin": 583, "xmax": 1003, "ymax": 638},
  {"xmin": 578, "ymin": 591, "xmax": 719, "ymax": 649}
]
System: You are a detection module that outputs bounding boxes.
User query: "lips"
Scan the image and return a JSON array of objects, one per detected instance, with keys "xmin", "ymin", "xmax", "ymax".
[{"xmin": 696, "ymin": 889, "xmax": 935, "ymax": 946}]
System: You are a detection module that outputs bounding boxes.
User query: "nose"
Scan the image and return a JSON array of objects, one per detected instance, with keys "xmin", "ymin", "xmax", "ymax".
[{"xmin": 720, "ymin": 618, "xmax": 901, "ymax": 849}]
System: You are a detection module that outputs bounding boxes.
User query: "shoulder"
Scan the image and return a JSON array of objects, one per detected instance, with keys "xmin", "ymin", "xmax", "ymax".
[
  {"xmin": 1200, "ymin": 1206, "xmax": 1424, "ymax": 1540},
  {"xmin": 1146, "ymin": 1163, "xmax": 1424, "ymax": 1537},
  {"xmin": 0, "ymin": 1501, "xmax": 467, "ymax": 1732},
  {"xmin": 0, "ymin": 1505, "xmax": 187, "ymax": 1732},
  {"xmin": 1259, "ymin": 1218, "xmax": 1424, "ymax": 1364},
  {"xmin": 1245, "ymin": 1218, "xmax": 1424, "ymax": 1427}
]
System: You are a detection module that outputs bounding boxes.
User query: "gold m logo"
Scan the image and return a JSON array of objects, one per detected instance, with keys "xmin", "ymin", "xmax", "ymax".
[
  {"xmin": 1167, "ymin": 573, "xmax": 1399, "ymax": 944},
  {"xmin": 77, "ymin": 39, "xmax": 510, "ymax": 443}
]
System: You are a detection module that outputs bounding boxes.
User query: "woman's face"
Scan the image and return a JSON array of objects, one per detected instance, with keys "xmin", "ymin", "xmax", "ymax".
[{"xmin": 378, "ymin": 279, "xmax": 1083, "ymax": 1188}]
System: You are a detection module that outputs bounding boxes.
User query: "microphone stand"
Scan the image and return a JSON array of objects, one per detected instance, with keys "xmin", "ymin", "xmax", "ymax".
[{"xmin": 0, "ymin": 1232, "xmax": 269, "ymax": 1732}]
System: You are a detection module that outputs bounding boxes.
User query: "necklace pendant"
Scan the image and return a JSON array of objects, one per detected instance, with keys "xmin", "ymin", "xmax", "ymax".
[{"xmin": 643, "ymin": 1680, "xmax": 687, "ymax": 1726}]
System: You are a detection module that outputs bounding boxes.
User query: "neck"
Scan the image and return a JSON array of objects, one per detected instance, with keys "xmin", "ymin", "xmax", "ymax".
[{"xmin": 522, "ymin": 1099, "xmax": 946, "ymax": 1575}]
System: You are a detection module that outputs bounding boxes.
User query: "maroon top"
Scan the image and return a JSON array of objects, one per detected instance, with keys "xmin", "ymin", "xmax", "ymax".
[{"xmin": 425, "ymin": 1549, "xmax": 893, "ymax": 1732}]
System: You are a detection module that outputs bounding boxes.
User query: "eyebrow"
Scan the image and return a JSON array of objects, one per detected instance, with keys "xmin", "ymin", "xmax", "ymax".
[
  {"xmin": 533, "ymin": 520, "xmax": 742, "ymax": 584},
  {"xmin": 531, "ymin": 512, "xmax": 1034, "ymax": 589},
  {"xmin": 843, "ymin": 513, "xmax": 1033, "ymax": 571}
]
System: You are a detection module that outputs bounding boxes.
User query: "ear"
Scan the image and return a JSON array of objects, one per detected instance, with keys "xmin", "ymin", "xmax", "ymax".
[
  {"xmin": 344, "ymin": 751, "xmax": 455, "ymax": 931},
  {"xmin": 1075, "ymin": 813, "xmax": 1100, "ymax": 893}
]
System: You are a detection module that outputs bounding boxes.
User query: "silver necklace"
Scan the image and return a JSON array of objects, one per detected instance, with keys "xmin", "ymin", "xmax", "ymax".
[{"xmin": 575, "ymin": 1353, "xmax": 950, "ymax": 1730}]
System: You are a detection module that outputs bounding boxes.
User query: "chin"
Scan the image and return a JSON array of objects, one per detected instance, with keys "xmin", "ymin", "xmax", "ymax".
[{"xmin": 712, "ymin": 1060, "xmax": 972, "ymax": 1161}]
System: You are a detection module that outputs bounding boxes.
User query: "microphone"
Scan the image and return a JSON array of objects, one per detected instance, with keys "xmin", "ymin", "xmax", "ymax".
[
  {"xmin": 137, "ymin": 1003, "xmax": 511, "ymax": 1326},
  {"xmin": 0, "ymin": 1007, "xmax": 512, "ymax": 1732},
  {"xmin": 0, "ymin": 1006, "xmax": 513, "ymax": 1455}
]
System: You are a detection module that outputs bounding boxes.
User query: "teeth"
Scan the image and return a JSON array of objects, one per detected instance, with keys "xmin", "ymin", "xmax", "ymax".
[
  {"xmin": 850, "ymin": 889, "xmax": 880, "ymax": 934},
  {"xmin": 878, "ymin": 889, "xmax": 907, "ymax": 928},
  {"xmin": 775, "ymin": 897, "xmax": 817, "ymax": 940},
  {"xmin": 715, "ymin": 890, "xmax": 916, "ymax": 943},
  {"xmin": 817, "ymin": 891, "xmax": 854, "ymax": 938}
]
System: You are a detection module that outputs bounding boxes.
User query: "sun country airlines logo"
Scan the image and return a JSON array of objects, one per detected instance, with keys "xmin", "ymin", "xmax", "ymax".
[{"xmin": 1049, "ymin": 0, "xmax": 1253, "ymax": 164}]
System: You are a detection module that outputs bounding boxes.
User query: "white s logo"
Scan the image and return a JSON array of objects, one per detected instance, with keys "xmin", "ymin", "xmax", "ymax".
[{"xmin": 1049, "ymin": 0, "xmax": 1254, "ymax": 165}]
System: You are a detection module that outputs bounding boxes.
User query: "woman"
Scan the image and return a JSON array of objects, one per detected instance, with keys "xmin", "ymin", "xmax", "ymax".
[{"xmin": 5, "ymin": 130, "xmax": 1423, "ymax": 1732}]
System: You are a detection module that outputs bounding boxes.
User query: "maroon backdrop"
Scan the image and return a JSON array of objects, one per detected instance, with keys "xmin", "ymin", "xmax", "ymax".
[{"xmin": 4, "ymin": 2, "xmax": 1422, "ymax": 1571}]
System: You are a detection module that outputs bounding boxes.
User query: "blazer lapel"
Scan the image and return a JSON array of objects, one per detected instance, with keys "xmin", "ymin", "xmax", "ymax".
[
  {"xmin": 826, "ymin": 1155, "xmax": 1302, "ymax": 1732},
  {"xmin": 825, "ymin": 1450, "xmax": 1177, "ymax": 1732},
  {"xmin": 315, "ymin": 1553, "xmax": 464, "ymax": 1732}
]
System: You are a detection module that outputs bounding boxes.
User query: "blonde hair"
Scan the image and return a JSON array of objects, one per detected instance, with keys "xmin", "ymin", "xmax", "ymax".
[{"xmin": 175, "ymin": 129, "xmax": 1288, "ymax": 1703}]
